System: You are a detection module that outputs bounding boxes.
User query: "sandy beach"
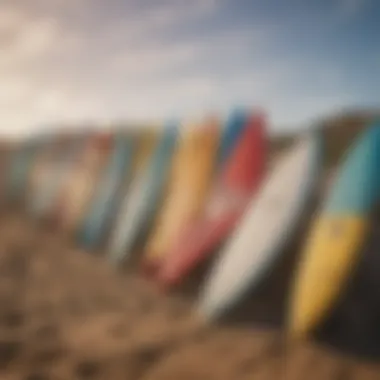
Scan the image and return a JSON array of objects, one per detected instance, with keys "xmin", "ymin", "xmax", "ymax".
[{"xmin": 0, "ymin": 208, "xmax": 378, "ymax": 380}]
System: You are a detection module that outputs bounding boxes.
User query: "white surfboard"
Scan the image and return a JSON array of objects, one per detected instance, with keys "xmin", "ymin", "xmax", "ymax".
[
  {"xmin": 108, "ymin": 125, "xmax": 178, "ymax": 263},
  {"xmin": 198, "ymin": 132, "xmax": 322, "ymax": 321}
]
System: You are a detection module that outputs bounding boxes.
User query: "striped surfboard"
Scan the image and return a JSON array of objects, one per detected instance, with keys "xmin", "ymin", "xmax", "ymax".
[{"xmin": 288, "ymin": 122, "xmax": 380, "ymax": 338}]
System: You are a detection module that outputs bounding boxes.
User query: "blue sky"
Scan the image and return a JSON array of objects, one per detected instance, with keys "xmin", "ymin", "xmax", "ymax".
[{"xmin": 0, "ymin": 0, "xmax": 379, "ymax": 137}]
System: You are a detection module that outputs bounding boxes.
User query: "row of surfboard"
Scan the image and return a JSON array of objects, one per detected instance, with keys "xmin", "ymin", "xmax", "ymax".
[{"xmin": 2, "ymin": 111, "xmax": 380, "ymax": 340}]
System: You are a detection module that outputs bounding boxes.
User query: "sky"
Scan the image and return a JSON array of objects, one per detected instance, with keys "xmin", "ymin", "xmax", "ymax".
[{"xmin": 0, "ymin": 0, "xmax": 379, "ymax": 137}]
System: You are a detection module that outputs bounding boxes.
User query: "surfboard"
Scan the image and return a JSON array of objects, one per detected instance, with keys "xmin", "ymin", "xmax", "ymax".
[
  {"xmin": 5, "ymin": 138, "xmax": 29, "ymax": 203},
  {"xmin": 288, "ymin": 122, "xmax": 380, "ymax": 339},
  {"xmin": 26, "ymin": 133, "xmax": 74, "ymax": 216},
  {"xmin": 129, "ymin": 127, "xmax": 160, "ymax": 178},
  {"xmin": 0, "ymin": 140, "xmax": 13, "ymax": 207},
  {"xmin": 141, "ymin": 117, "xmax": 220, "ymax": 275},
  {"xmin": 108, "ymin": 123, "xmax": 179, "ymax": 264},
  {"xmin": 55, "ymin": 131, "xmax": 113, "ymax": 233},
  {"xmin": 31, "ymin": 132, "xmax": 89, "ymax": 219},
  {"xmin": 157, "ymin": 113, "xmax": 267, "ymax": 289},
  {"xmin": 5, "ymin": 133, "xmax": 47, "ymax": 204},
  {"xmin": 198, "ymin": 131, "xmax": 322, "ymax": 321},
  {"xmin": 79, "ymin": 131, "xmax": 135, "ymax": 250},
  {"xmin": 27, "ymin": 145, "xmax": 48, "ymax": 208},
  {"xmin": 217, "ymin": 109, "xmax": 249, "ymax": 168}
]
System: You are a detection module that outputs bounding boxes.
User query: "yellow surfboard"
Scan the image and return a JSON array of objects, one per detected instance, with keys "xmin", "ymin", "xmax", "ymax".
[
  {"xmin": 288, "ymin": 123, "xmax": 380, "ymax": 339},
  {"xmin": 110, "ymin": 127, "xmax": 159, "ymax": 208},
  {"xmin": 131, "ymin": 127, "xmax": 160, "ymax": 179},
  {"xmin": 142, "ymin": 117, "xmax": 220, "ymax": 274},
  {"xmin": 288, "ymin": 216, "xmax": 368, "ymax": 339}
]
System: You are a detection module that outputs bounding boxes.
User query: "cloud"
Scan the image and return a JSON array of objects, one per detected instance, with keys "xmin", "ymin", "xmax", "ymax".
[
  {"xmin": 0, "ymin": 6, "xmax": 28, "ymax": 31},
  {"xmin": 0, "ymin": 0, "xmax": 376, "ymax": 138},
  {"xmin": 0, "ymin": 4, "xmax": 64, "ymax": 72},
  {"xmin": 0, "ymin": 19, "xmax": 59, "ymax": 69},
  {"xmin": 0, "ymin": 0, "xmax": 260, "ymax": 138},
  {"xmin": 0, "ymin": 78, "xmax": 32, "ymax": 106},
  {"xmin": 110, "ymin": 44, "xmax": 200, "ymax": 77},
  {"xmin": 133, "ymin": 0, "xmax": 220, "ymax": 28}
]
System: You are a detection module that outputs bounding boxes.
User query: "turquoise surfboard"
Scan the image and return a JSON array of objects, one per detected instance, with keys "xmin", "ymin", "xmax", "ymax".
[
  {"xmin": 108, "ymin": 124, "xmax": 178, "ymax": 264},
  {"xmin": 325, "ymin": 123, "xmax": 380, "ymax": 214},
  {"xmin": 5, "ymin": 133, "xmax": 49, "ymax": 203},
  {"xmin": 79, "ymin": 132, "xmax": 136, "ymax": 249}
]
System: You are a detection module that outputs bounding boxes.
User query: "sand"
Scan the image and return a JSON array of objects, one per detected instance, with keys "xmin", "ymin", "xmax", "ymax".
[{"xmin": 0, "ymin": 211, "xmax": 378, "ymax": 380}]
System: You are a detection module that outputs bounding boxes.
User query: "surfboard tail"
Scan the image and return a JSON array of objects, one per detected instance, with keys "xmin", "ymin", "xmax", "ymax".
[
  {"xmin": 141, "ymin": 257, "xmax": 162, "ymax": 278},
  {"xmin": 156, "ymin": 217, "xmax": 234, "ymax": 289},
  {"xmin": 288, "ymin": 215, "xmax": 369, "ymax": 339}
]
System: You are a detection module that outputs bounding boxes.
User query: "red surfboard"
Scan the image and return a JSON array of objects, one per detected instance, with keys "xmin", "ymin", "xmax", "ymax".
[{"xmin": 157, "ymin": 112, "xmax": 267, "ymax": 289}]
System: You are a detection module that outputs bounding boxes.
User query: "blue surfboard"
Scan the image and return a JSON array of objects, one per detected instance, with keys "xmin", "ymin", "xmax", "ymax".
[
  {"xmin": 217, "ymin": 109, "xmax": 247, "ymax": 168},
  {"xmin": 108, "ymin": 123, "xmax": 179, "ymax": 264},
  {"xmin": 79, "ymin": 132, "xmax": 136, "ymax": 249}
]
